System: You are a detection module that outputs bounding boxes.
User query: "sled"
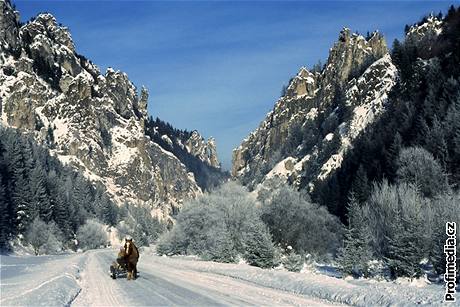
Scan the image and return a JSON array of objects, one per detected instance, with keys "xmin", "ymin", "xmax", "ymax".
[{"xmin": 109, "ymin": 261, "xmax": 139, "ymax": 279}]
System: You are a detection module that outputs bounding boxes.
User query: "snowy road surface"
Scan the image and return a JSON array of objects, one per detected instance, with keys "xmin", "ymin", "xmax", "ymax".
[
  {"xmin": 1, "ymin": 249, "xmax": 337, "ymax": 306},
  {"xmin": 73, "ymin": 249, "xmax": 336, "ymax": 306},
  {"xmin": 1, "ymin": 248, "xmax": 445, "ymax": 306}
]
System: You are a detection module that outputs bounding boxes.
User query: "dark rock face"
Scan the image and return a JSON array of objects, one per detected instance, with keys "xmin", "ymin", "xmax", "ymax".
[{"xmin": 0, "ymin": 0, "xmax": 214, "ymax": 218}]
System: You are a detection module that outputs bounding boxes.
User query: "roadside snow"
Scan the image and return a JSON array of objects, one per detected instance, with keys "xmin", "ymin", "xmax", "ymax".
[
  {"xmin": 1, "ymin": 249, "xmax": 444, "ymax": 306},
  {"xmin": 150, "ymin": 254, "xmax": 445, "ymax": 306},
  {"xmin": 0, "ymin": 253, "xmax": 86, "ymax": 306}
]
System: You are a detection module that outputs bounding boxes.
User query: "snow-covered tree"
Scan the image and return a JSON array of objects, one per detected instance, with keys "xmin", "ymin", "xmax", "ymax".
[
  {"xmin": 76, "ymin": 220, "xmax": 107, "ymax": 250},
  {"xmin": 282, "ymin": 248, "xmax": 304, "ymax": 272},
  {"xmin": 30, "ymin": 164, "xmax": 52, "ymax": 222},
  {"xmin": 364, "ymin": 181, "xmax": 428, "ymax": 279},
  {"xmin": 25, "ymin": 217, "xmax": 49, "ymax": 255},
  {"xmin": 0, "ymin": 174, "xmax": 9, "ymax": 251},
  {"xmin": 338, "ymin": 194, "xmax": 373, "ymax": 278},
  {"xmin": 430, "ymin": 193, "xmax": 460, "ymax": 274},
  {"xmin": 243, "ymin": 221, "xmax": 278, "ymax": 269},
  {"xmin": 397, "ymin": 147, "xmax": 449, "ymax": 198},
  {"xmin": 201, "ymin": 223, "xmax": 237, "ymax": 263},
  {"xmin": 259, "ymin": 182, "xmax": 343, "ymax": 256},
  {"xmin": 41, "ymin": 222, "xmax": 64, "ymax": 254},
  {"xmin": 385, "ymin": 205, "xmax": 424, "ymax": 279},
  {"xmin": 157, "ymin": 182, "xmax": 277, "ymax": 265}
]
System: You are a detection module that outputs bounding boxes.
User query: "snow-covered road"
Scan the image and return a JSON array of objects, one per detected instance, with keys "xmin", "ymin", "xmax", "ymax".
[
  {"xmin": 1, "ymin": 249, "xmax": 337, "ymax": 306},
  {"xmin": 73, "ymin": 249, "xmax": 336, "ymax": 306},
  {"xmin": 1, "ymin": 248, "xmax": 445, "ymax": 306}
]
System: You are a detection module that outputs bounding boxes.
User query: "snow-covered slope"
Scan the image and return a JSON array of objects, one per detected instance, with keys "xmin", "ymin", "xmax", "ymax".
[
  {"xmin": 0, "ymin": 0, "xmax": 219, "ymax": 217},
  {"xmin": 232, "ymin": 27, "xmax": 399, "ymax": 191}
]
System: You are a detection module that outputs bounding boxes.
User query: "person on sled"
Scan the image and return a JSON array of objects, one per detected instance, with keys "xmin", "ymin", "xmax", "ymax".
[{"xmin": 116, "ymin": 246, "xmax": 127, "ymax": 270}]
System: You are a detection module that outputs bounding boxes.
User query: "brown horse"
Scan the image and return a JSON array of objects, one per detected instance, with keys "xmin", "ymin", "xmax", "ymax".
[{"xmin": 124, "ymin": 240, "xmax": 139, "ymax": 280}]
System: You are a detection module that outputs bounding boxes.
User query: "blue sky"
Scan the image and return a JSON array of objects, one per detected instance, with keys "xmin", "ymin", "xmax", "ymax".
[{"xmin": 16, "ymin": 0, "xmax": 454, "ymax": 169}]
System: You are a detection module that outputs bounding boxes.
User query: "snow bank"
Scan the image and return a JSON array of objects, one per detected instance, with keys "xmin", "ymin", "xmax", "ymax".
[
  {"xmin": 0, "ymin": 252, "xmax": 86, "ymax": 306},
  {"xmin": 151, "ymin": 255, "xmax": 445, "ymax": 306}
]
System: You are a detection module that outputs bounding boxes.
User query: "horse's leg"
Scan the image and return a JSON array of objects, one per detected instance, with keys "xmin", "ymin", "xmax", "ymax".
[{"xmin": 127, "ymin": 262, "xmax": 133, "ymax": 280}]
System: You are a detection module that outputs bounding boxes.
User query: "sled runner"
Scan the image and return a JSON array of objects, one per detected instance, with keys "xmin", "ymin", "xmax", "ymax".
[
  {"xmin": 110, "ymin": 261, "xmax": 139, "ymax": 279},
  {"xmin": 109, "ymin": 261, "xmax": 126, "ymax": 279}
]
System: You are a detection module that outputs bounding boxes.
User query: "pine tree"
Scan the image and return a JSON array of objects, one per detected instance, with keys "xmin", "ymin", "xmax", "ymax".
[
  {"xmin": 385, "ymin": 205, "xmax": 423, "ymax": 279},
  {"xmin": 52, "ymin": 183, "xmax": 71, "ymax": 239},
  {"xmin": 425, "ymin": 116, "xmax": 448, "ymax": 166},
  {"xmin": 384, "ymin": 132, "xmax": 402, "ymax": 181},
  {"xmin": 100, "ymin": 194, "xmax": 117, "ymax": 226},
  {"xmin": 4, "ymin": 137, "xmax": 30, "ymax": 233},
  {"xmin": 282, "ymin": 250, "xmax": 304, "ymax": 272},
  {"xmin": 243, "ymin": 221, "xmax": 278, "ymax": 269},
  {"xmin": 437, "ymin": 77, "xmax": 459, "ymax": 118},
  {"xmin": 431, "ymin": 208, "xmax": 447, "ymax": 274},
  {"xmin": 351, "ymin": 165, "xmax": 371, "ymax": 204},
  {"xmin": 30, "ymin": 164, "xmax": 52, "ymax": 222},
  {"xmin": 12, "ymin": 173, "xmax": 31, "ymax": 234},
  {"xmin": 0, "ymin": 174, "xmax": 9, "ymax": 251},
  {"xmin": 338, "ymin": 194, "xmax": 373, "ymax": 277},
  {"xmin": 202, "ymin": 224, "xmax": 237, "ymax": 263}
]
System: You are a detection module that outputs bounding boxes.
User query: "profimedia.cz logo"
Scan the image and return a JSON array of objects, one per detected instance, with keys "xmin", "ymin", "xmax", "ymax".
[{"xmin": 445, "ymin": 222, "xmax": 457, "ymax": 302}]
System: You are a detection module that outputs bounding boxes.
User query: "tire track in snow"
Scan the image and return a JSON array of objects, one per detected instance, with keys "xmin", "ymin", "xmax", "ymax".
[{"xmin": 73, "ymin": 249, "xmax": 338, "ymax": 306}]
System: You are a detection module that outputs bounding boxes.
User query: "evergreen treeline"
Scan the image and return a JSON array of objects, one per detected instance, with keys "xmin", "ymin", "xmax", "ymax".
[
  {"xmin": 313, "ymin": 6, "xmax": 460, "ymax": 278},
  {"xmin": 313, "ymin": 5, "xmax": 460, "ymax": 221},
  {"xmin": 0, "ymin": 127, "xmax": 120, "ymax": 253},
  {"xmin": 145, "ymin": 117, "xmax": 229, "ymax": 191}
]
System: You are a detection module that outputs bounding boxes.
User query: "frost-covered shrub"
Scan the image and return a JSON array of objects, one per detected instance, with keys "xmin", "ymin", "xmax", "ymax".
[
  {"xmin": 157, "ymin": 182, "xmax": 271, "ymax": 265},
  {"xmin": 25, "ymin": 217, "xmax": 63, "ymax": 255},
  {"xmin": 429, "ymin": 193, "xmax": 460, "ymax": 274},
  {"xmin": 76, "ymin": 219, "xmax": 107, "ymax": 250},
  {"xmin": 259, "ymin": 180, "xmax": 343, "ymax": 256},
  {"xmin": 41, "ymin": 222, "xmax": 64, "ymax": 254},
  {"xmin": 116, "ymin": 204, "xmax": 166, "ymax": 247},
  {"xmin": 25, "ymin": 217, "xmax": 49, "ymax": 255},
  {"xmin": 156, "ymin": 225, "xmax": 188, "ymax": 256}
]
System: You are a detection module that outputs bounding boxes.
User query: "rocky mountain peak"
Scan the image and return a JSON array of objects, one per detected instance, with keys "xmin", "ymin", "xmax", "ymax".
[
  {"xmin": 0, "ymin": 0, "xmax": 20, "ymax": 51},
  {"xmin": 232, "ymin": 26, "xmax": 395, "ymax": 191},
  {"xmin": 185, "ymin": 130, "xmax": 220, "ymax": 168},
  {"xmin": 0, "ymin": 4, "xmax": 216, "ymax": 219},
  {"xmin": 323, "ymin": 28, "xmax": 387, "ymax": 86},
  {"xmin": 406, "ymin": 15, "xmax": 442, "ymax": 42},
  {"xmin": 25, "ymin": 13, "xmax": 75, "ymax": 52},
  {"xmin": 285, "ymin": 67, "xmax": 318, "ymax": 98}
]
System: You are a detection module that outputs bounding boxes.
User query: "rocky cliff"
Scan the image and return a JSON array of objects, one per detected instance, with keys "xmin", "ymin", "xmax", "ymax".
[
  {"xmin": 185, "ymin": 131, "xmax": 220, "ymax": 169},
  {"xmin": 232, "ymin": 27, "xmax": 398, "ymax": 191},
  {"xmin": 0, "ymin": 0, "xmax": 220, "ymax": 218}
]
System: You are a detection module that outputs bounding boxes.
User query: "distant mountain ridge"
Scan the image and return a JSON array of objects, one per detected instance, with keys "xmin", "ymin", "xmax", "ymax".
[{"xmin": 0, "ymin": 0, "xmax": 225, "ymax": 218}]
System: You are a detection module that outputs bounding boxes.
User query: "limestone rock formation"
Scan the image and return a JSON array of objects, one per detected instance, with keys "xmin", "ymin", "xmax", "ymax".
[
  {"xmin": 185, "ymin": 131, "xmax": 220, "ymax": 169},
  {"xmin": 0, "ymin": 0, "xmax": 222, "ymax": 218},
  {"xmin": 232, "ymin": 27, "xmax": 398, "ymax": 192}
]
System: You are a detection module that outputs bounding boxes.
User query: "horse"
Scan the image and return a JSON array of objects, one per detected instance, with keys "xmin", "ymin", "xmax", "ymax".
[{"xmin": 124, "ymin": 240, "xmax": 139, "ymax": 280}]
